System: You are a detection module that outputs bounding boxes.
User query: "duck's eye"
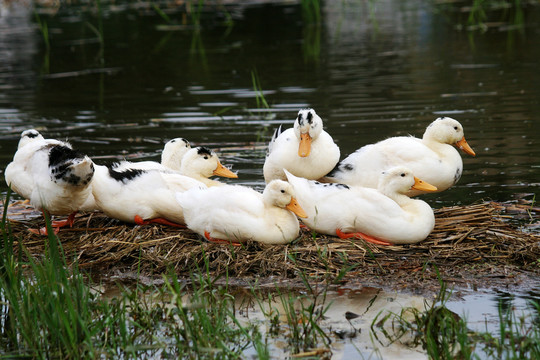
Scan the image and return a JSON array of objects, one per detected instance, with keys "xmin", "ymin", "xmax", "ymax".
[
  {"xmin": 400, "ymin": 173, "xmax": 405, "ymax": 177},
  {"xmin": 280, "ymin": 189, "xmax": 285, "ymax": 193},
  {"xmin": 454, "ymin": 126, "xmax": 458, "ymax": 130},
  {"xmin": 203, "ymin": 156, "xmax": 209, "ymax": 160}
]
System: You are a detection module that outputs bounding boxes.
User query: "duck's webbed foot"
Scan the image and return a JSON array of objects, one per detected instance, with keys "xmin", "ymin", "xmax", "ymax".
[{"xmin": 336, "ymin": 229, "xmax": 392, "ymax": 246}]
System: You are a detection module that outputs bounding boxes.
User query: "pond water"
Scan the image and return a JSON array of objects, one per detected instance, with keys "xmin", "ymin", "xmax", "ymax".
[
  {"xmin": 1, "ymin": 0, "xmax": 538, "ymax": 207},
  {"xmin": 235, "ymin": 285, "xmax": 540, "ymax": 359},
  {"xmin": 1, "ymin": 0, "xmax": 539, "ymax": 357}
]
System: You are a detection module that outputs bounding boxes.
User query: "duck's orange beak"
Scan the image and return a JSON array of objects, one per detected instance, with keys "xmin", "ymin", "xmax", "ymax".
[
  {"xmin": 213, "ymin": 161, "xmax": 238, "ymax": 178},
  {"xmin": 412, "ymin": 177, "xmax": 438, "ymax": 192},
  {"xmin": 286, "ymin": 197, "xmax": 308, "ymax": 218},
  {"xmin": 298, "ymin": 133, "xmax": 312, "ymax": 157},
  {"xmin": 455, "ymin": 136, "xmax": 475, "ymax": 156}
]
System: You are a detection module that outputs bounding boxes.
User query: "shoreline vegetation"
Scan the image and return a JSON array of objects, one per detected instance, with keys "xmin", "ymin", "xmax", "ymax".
[{"xmin": 1, "ymin": 196, "xmax": 539, "ymax": 358}]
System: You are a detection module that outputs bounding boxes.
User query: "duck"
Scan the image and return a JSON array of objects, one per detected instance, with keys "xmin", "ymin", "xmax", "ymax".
[
  {"xmin": 176, "ymin": 180, "xmax": 307, "ymax": 245},
  {"xmin": 79, "ymin": 137, "xmax": 192, "ymax": 212},
  {"xmin": 263, "ymin": 108, "xmax": 340, "ymax": 182},
  {"xmin": 285, "ymin": 167, "xmax": 437, "ymax": 245},
  {"xmin": 90, "ymin": 163, "xmax": 207, "ymax": 226},
  {"xmin": 4, "ymin": 129, "xmax": 95, "ymax": 234},
  {"xmin": 90, "ymin": 146, "xmax": 236, "ymax": 225},
  {"xmin": 323, "ymin": 117, "xmax": 475, "ymax": 196},
  {"xmin": 81, "ymin": 144, "xmax": 236, "ymax": 212},
  {"xmin": 113, "ymin": 137, "xmax": 191, "ymax": 172}
]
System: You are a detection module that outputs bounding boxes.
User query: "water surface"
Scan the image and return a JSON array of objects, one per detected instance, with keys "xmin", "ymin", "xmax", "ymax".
[{"xmin": 1, "ymin": 0, "xmax": 538, "ymax": 208}]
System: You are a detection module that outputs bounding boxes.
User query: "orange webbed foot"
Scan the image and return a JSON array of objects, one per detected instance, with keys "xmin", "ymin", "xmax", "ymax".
[
  {"xmin": 29, "ymin": 226, "xmax": 60, "ymax": 236},
  {"xmin": 134, "ymin": 215, "xmax": 186, "ymax": 228},
  {"xmin": 336, "ymin": 229, "xmax": 392, "ymax": 246},
  {"xmin": 204, "ymin": 231, "xmax": 242, "ymax": 247},
  {"xmin": 51, "ymin": 211, "xmax": 77, "ymax": 228}
]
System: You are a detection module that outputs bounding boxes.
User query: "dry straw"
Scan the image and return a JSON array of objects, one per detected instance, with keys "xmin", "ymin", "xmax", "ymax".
[{"xmin": 4, "ymin": 201, "xmax": 539, "ymax": 290}]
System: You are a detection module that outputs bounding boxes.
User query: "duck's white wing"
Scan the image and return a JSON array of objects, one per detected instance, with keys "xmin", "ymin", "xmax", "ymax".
[
  {"xmin": 179, "ymin": 185, "xmax": 264, "ymax": 218},
  {"xmin": 328, "ymin": 137, "xmax": 437, "ymax": 187},
  {"xmin": 177, "ymin": 185, "xmax": 266, "ymax": 239},
  {"xmin": 266, "ymin": 124, "xmax": 283, "ymax": 156},
  {"xmin": 286, "ymin": 169, "xmax": 402, "ymax": 234},
  {"xmin": 263, "ymin": 127, "xmax": 300, "ymax": 182},
  {"xmin": 5, "ymin": 139, "xmax": 64, "ymax": 199},
  {"xmin": 113, "ymin": 160, "xmax": 174, "ymax": 172}
]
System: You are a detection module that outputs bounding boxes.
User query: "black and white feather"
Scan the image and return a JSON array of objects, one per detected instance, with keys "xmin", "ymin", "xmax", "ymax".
[{"xmin": 4, "ymin": 129, "xmax": 95, "ymax": 215}]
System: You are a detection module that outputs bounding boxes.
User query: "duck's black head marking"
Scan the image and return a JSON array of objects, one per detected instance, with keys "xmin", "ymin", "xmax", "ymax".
[
  {"xmin": 297, "ymin": 112, "xmax": 304, "ymax": 126},
  {"xmin": 306, "ymin": 110, "xmax": 313, "ymax": 124},
  {"xmin": 179, "ymin": 138, "xmax": 189, "ymax": 145},
  {"xmin": 23, "ymin": 130, "xmax": 40, "ymax": 139},
  {"xmin": 196, "ymin": 146, "xmax": 213, "ymax": 158}
]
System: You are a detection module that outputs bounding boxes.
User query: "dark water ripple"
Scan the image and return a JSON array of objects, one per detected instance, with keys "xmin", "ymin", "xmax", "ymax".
[{"xmin": 0, "ymin": 0, "xmax": 538, "ymax": 208}]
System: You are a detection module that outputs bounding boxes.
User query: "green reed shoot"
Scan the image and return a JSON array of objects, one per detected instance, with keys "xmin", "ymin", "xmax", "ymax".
[
  {"xmin": 301, "ymin": 0, "xmax": 321, "ymax": 24},
  {"xmin": 0, "ymin": 206, "xmax": 97, "ymax": 357},
  {"xmin": 152, "ymin": 2, "xmax": 171, "ymax": 23},
  {"xmin": 163, "ymin": 264, "xmax": 257, "ymax": 358},
  {"xmin": 251, "ymin": 69, "xmax": 270, "ymax": 110},
  {"xmin": 33, "ymin": 10, "xmax": 50, "ymax": 53}
]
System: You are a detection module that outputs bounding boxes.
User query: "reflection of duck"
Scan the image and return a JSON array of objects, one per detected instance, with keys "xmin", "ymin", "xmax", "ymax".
[
  {"xmin": 323, "ymin": 117, "xmax": 475, "ymax": 196},
  {"xmin": 113, "ymin": 137, "xmax": 191, "ymax": 172},
  {"xmin": 285, "ymin": 167, "xmax": 437, "ymax": 245},
  {"xmin": 91, "ymin": 163, "xmax": 206, "ymax": 226},
  {"xmin": 263, "ymin": 108, "xmax": 340, "ymax": 182},
  {"xmin": 176, "ymin": 180, "xmax": 307, "ymax": 245},
  {"xmin": 4, "ymin": 129, "xmax": 95, "ymax": 234}
]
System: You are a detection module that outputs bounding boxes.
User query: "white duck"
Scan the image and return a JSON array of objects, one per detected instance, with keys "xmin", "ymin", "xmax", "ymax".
[
  {"xmin": 91, "ymin": 164, "xmax": 206, "ymax": 226},
  {"xmin": 285, "ymin": 167, "xmax": 437, "ymax": 245},
  {"xmin": 176, "ymin": 180, "xmax": 307, "ymax": 245},
  {"xmin": 4, "ymin": 129, "xmax": 95, "ymax": 234},
  {"xmin": 179, "ymin": 146, "xmax": 237, "ymax": 186},
  {"xmin": 263, "ymin": 108, "xmax": 340, "ymax": 182},
  {"xmin": 81, "ymin": 144, "xmax": 236, "ymax": 212},
  {"xmin": 323, "ymin": 117, "xmax": 475, "ymax": 196},
  {"xmin": 113, "ymin": 137, "xmax": 191, "ymax": 172}
]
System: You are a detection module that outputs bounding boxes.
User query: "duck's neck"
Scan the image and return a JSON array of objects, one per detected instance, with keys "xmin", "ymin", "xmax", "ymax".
[
  {"xmin": 386, "ymin": 192, "xmax": 413, "ymax": 207},
  {"xmin": 422, "ymin": 135, "xmax": 454, "ymax": 159},
  {"xmin": 192, "ymin": 175, "xmax": 223, "ymax": 187},
  {"xmin": 161, "ymin": 156, "xmax": 181, "ymax": 171}
]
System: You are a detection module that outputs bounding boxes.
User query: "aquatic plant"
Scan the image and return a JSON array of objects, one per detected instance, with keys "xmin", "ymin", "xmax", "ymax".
[
  {"xmin": 370, "ymin": 270, "xmax": 540, "ymax": 359},
  {"xmin": 250, "ymin": 253, "xmax": 332, "ymax": 356},
  {"xmin": 0, "ymin": 190, "xmax": 98, "ymax": 357},
  {"xmin": 0, "ymin": 193, "xmax": 264, "ymax": 358},
  {"xmin": 251, "ymin": 69, "xmax": 270, "ymax": 110},
  {"xmin": 33, "ymin": 9, "xmax": 50, "ymax": 73},
  {"xmin": 302, "ymin": 0, "xmax": 321, "ymax": 24}
]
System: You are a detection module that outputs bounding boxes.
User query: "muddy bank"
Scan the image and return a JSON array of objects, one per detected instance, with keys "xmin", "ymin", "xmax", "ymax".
[{"xmin": 3, "ymin": 200, "xmax": 539, "ymax": 293}]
